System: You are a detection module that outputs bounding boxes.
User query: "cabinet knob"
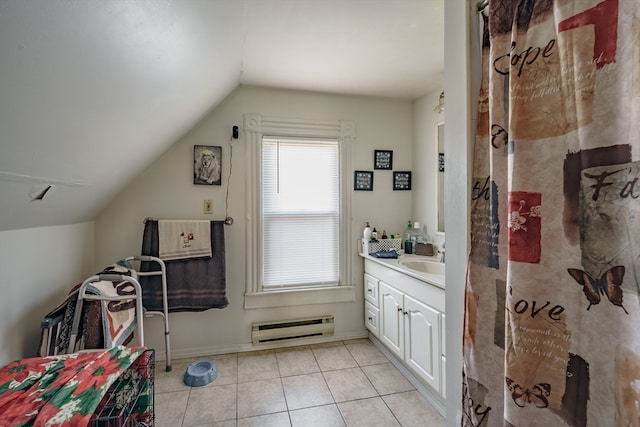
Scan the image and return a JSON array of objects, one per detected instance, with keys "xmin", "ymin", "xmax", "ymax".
[
  {"xmin": 368, "ymin": 317, "xmax": 373, "ymax": 321},
  {"xmin": 397, "ymin": 307, "xmax": 403, "ymax": 312},
  {"xmin": 367, "ymin": 289, "xmax": 373, "ymax": 293}
]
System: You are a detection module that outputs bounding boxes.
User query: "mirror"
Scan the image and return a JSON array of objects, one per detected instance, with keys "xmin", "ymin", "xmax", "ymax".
[{"xmin": 436, "ymin": 121, "xmax": 445, "ymax": 234}]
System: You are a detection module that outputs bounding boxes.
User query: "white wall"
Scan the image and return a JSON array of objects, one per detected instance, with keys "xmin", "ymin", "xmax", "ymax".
[
  {"xmin": 0, "ymin": 222, "xmax": 95, "ymax": 365},
  {"xmin": 413, "ymin": 89, "xmax": 445, "ymax": 248},
  {"xmin": 95, "ymin": 85, "xmax": 414, "ymax": 358}
]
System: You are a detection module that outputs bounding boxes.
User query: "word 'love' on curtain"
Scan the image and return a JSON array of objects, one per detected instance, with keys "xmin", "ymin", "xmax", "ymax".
[{"xmin": 462, "ymin": 1, "xmax": 640, "ymax": 426}]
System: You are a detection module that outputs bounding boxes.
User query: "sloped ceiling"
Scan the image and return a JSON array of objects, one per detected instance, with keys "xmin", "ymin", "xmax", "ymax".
[{"xmin": 0, "ymin": 0, "xmax": 444, "ymax": 231}]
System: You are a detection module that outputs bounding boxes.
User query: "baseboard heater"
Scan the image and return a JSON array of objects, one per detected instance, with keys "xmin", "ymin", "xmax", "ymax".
[{"xmin": 251, "ymin": 315, "xmax": 335, "ymax": 344}]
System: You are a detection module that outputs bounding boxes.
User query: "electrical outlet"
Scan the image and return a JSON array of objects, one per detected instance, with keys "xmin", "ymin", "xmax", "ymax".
[{"xmin": 203, "ymin": 200, "xmax": 213, "ymax": 214}]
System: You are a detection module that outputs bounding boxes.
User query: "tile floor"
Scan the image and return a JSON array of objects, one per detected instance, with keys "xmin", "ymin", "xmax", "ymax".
[{"xmin": 153, "ymin": 338, "xmax": 445, "ymax": 427}]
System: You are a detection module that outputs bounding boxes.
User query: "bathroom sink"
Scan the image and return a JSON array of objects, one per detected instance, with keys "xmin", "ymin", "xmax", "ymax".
[{"xmin": 399, "ymin": 259, "xmax": 445, "ymax": 276}]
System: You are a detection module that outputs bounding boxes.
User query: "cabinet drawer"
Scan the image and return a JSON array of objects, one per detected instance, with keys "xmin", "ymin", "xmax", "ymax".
[
  {"xmin": 364, "ymin": 273, "xmax": 379, "ymax": 307},
  {"xmin": 365, "ymin": 301, "xmax": 380, "ymax": 337}
]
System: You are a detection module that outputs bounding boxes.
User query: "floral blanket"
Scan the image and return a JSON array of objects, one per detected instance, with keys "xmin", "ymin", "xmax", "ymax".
[{"xmin": 0, "ymin": 346, "xmax": 148, "ymax": 426}]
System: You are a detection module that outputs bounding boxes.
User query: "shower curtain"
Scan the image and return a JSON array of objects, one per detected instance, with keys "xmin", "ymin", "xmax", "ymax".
[{"xmin": 462, "ymin": 1, "xmax": 640, "ymax": 426}]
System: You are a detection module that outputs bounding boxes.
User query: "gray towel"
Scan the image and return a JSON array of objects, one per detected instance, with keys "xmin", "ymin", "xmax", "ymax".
[{"xmin": 140, "ymin": 220, "xmax": 228, "ymax": 312}]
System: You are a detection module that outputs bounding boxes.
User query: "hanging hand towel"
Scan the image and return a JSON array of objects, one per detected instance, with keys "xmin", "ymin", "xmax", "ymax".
[
  {"xmin": 141, "ymin": 220, "xmax": 228, "ymax": 312},
  {"xmin": 158, "ymin": 220, "xmax": 212, "ymax": 261}
]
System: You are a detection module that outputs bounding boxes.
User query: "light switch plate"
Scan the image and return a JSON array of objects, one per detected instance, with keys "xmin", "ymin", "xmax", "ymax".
[{"xmin": 204, "ymin": 200, "xmax": 213, "ymax": 214}]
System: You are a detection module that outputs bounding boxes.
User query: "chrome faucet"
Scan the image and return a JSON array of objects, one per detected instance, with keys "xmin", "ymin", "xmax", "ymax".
[{"xmin": 439, "ymin": 242, "xmax": 445, "ymax": 263}]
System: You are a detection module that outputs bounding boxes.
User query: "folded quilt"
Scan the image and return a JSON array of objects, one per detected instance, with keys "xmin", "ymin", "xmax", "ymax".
[{"xmin": 158, "ymin": 220, "xmax": 212, "ymax": 261}]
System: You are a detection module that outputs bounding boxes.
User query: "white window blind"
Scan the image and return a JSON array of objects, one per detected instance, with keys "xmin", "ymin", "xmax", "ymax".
[{"xmin": 262, "ymin": 136, "xmax": 340, "ymax": 289}]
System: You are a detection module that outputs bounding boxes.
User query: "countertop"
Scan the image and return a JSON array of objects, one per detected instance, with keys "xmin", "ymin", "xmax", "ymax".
[{"xmin": 359, "ymin": 252, "xmax": 445, "ymax": 289}]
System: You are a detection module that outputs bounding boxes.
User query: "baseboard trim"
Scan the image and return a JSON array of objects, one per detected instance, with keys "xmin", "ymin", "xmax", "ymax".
[{"xmin": 152, "ymin": 330, "xmax": 370, "ymax": 363}]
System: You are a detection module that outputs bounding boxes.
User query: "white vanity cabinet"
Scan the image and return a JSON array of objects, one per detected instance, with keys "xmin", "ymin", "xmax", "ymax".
[{"xmin": 364, "ymin": 257, "xmax": 445, "ymax": 396}]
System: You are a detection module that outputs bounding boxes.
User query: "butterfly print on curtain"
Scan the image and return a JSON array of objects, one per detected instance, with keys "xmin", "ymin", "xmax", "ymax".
[
  {"xmin": 505, "ymin": 377, "xmax": 551, "ymax": 408},
  {"xmin": 567, "ymin": 266, "xmax": 628, "ymax": 314}
]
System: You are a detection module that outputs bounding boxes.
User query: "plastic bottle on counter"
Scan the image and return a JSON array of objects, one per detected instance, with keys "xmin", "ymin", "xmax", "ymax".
[
  {"xmin": 404, "ymin": 232, "xmax": 413, "ymax": 254},
  {"xmin": 363, "ymin": 222, "xmax": 372, "ymax": 241},
  {"xmin": 371, "ymin": 227, "xmax": 378, "ymax": 241},
  {"xmin": 362, "ymin": 222, "xmax": 372, "ymax": 255},
  {"xmin": 412, "ymin": 222, "xmax": 425, "ymax": 244}
]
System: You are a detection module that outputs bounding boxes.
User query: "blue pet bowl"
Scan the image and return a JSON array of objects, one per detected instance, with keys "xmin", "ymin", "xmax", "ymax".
[{"xmin": 184, "ymin": 359, "xmax": 217, "ymax": 387}]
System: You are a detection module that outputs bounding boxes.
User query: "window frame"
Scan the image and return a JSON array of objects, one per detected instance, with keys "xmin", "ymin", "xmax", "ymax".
[{"xmin": 243, "ymin": 114, "xmax": 355, "ymax": 309}]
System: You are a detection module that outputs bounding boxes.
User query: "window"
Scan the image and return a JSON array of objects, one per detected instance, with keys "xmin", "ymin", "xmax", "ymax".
[
  {"xmin": 262, "ymin": 137, "xmax": 339, "ymax": 289},
  {"xmin": 243, "ymin": 114, "xmax": 356, "ymax": 308}
]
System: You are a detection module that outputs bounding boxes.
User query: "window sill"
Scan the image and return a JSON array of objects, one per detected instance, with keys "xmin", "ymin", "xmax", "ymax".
[{"xmin": 244, "ymin": 285, "xmax": 356, "ymax": 309}]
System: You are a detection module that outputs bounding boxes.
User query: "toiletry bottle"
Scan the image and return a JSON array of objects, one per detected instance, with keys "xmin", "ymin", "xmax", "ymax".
[
  {"xmin": 372, "ymin": 227, "xmax": 378, "ymax": 241},
  {"xmin": 362, "ymin": 222, "xmax": 372, "ymax": 255},
  {"xmin": 412, "ymin": 222, "xmax": 424, "ymax": 254},
  {"xmin": 413, "ymin": 222, "xmax": 425, "ymax": 244},
  {"xmin": 363, "ymin": 222, "xmax": 372, "ymax": 241},
  {"xmin": 381, "ymin": 229, "xmax": 388, "ymax": 239},
  {"xmin": 404, "ymin": 232, "xmax": 413, "ymax": 254}
]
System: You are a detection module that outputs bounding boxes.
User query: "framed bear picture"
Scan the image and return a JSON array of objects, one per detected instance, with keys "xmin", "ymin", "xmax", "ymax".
[{"xmin": 194, "ymin": 145, "xmax": 222, "ymax": 185}]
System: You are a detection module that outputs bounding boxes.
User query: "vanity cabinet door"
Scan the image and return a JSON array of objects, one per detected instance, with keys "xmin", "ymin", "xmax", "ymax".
[
  {"xmin": 380, "ymin": 281, "xmax": 404, "ymax": 359},
  {"xmin": 404, "ymin": 294, "xmax": 440, "ymax": 391}
]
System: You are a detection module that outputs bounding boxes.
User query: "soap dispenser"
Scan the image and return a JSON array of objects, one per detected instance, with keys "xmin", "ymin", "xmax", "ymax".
[
  {"xmin": 371, "ymin": 227, "xmax": 379, "ymax": 242},
  {"xmin": 404, "ymin": 233, "xmax": 413, "ymax": 254}
]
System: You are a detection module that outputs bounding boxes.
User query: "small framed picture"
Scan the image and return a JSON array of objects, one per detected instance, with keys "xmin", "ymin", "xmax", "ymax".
[
  {"xmin": 194, "ymin": 145, "xmax": 222, "ymax": 185},
  {"xmin": 354, "ymin": 170, "xmax": 374, "ymax": 191},
  {"xmin": 393, "ymin": 171, "xmax": 412, "ymax": 190},
  {"xmin": 374, "ymin": 150, "xmax": 393, "ymax": 170}
]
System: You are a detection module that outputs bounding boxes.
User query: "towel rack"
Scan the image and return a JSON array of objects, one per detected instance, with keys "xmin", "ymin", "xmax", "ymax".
[{"xmin": 144, "ymin": 217, "xmax": 233, "ymax": 225}]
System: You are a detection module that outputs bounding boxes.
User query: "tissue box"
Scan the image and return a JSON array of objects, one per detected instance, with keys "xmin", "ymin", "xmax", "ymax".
[{"xmin": 415, "ymin": 243, "xmax": 434, "ymax": 256}]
